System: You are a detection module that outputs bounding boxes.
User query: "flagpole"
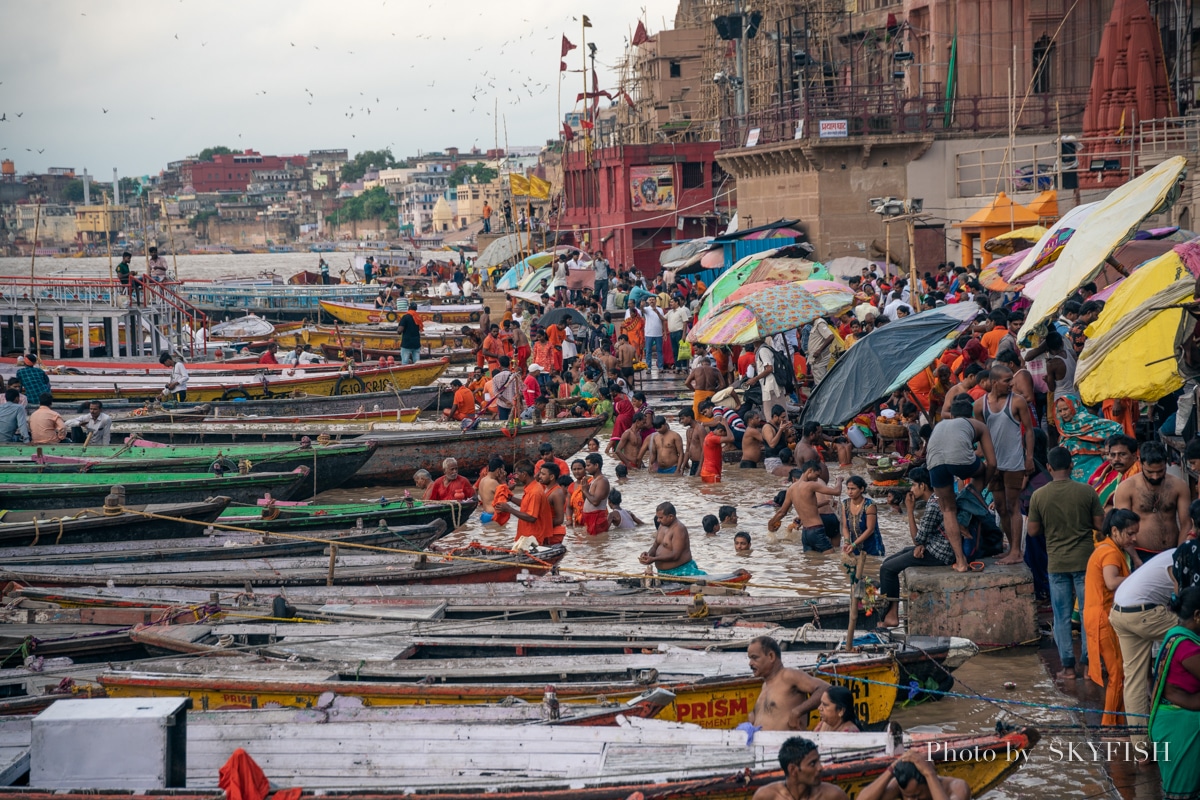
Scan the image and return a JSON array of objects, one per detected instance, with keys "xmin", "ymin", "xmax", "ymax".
[{"xmin": 582, "ymin": 18, "xmax": 590, "ymax": 161}]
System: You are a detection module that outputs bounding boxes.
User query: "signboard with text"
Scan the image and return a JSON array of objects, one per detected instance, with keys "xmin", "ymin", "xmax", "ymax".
[{"xmin": 818, "ymin": 120, "xmax": 849, "ymax": 138}]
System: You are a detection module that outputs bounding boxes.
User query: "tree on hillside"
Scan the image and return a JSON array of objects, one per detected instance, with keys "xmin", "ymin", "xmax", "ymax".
[
  {"xmin": 340, "ymin": 149, "xmax": 404, "ymax": 184},
  {"xmin": 326, "ymin": 186, "xmax": 395, "ymax": 225},
  {"xmin": 196, "ymin": 145, "xmax": 236, "ymax": 162},
  {"xmin": 64, "ymin": 179, "xmax": 99, "ymax": 204},
  {"xmin": 448, "ymin": 163, "xmax": 498, "ymax": 187}
]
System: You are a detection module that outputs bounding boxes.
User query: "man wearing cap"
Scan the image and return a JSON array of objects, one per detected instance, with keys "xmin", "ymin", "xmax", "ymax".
[
  {"xmin": 147, "ymin": 246, "xmax": 169, "ymax": 282},
  {"xmin": 523, "ymin": 364, "xmax": 543, "ymax": 407}
]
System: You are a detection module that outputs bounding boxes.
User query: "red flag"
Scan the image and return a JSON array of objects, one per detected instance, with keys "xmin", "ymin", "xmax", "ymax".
[
  {"xmin": 632, "ymin": 21, "xmax": 654, "ymax": 46},
  {"xmin": 561, "ymin": 36, "xmax": 576, "ymax": 58},
  {"xmin": 562, "ymin": 122, "xmax": 575, "ymax": 141},
  {"xmin": 560, "ymin": 61, "xmax": 567, "ymax": 72},
  {"xmin": 620, "ymin": 89, "xmax": 636, "ymax": 108},
  {"xmin": 581, "ymin": 119, "xmax": 595, "ymax": 130}
]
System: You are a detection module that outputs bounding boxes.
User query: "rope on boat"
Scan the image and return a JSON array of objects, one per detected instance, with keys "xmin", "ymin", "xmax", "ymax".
[
  {"xmin": 113, "ymin": 505, "xmax": 840, "ymax": 594},
  {"xmin": 811, "ymin": 668, "xmax": 1151, "ymax": 720}
]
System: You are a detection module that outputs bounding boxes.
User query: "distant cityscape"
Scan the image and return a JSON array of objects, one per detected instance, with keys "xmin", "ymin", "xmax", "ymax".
[{"xmin": 0, "ymin": 143, "xmax": 552, "ymax": 256}]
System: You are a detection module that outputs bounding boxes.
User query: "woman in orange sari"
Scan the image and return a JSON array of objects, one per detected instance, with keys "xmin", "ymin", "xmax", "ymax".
[
  {"xmin": 1084, "ymin": 508, "xmax": 1140, "ymax": 726},
  {"xmin": 568, "ymin": 459, "xmax": 587, "ymax": 525},
  {"xmin": 620, "ymin": 306, "xmax": 645, "ymax": 355}
]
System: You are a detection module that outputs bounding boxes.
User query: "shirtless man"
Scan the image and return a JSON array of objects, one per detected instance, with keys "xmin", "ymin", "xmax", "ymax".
[
  {"xmin": 476, "ymin": 456, "xmax": 507, "ymax": 523},
  {"xmin": 746, "ymin": 635, "xmax": 830, "ymax": 731},
  {"xmin": 594, "ymin": 343, "xmax": 618, "ymax": 379},
  {"xmin": 643, "ymin": 415, "xmax": 685, "ymax": 474},
  {"xmin": 542, "ymin": 463, "xmax": 569, "ymax": 544},
  {"xmin": 579, "ymin": 453, "xmax": 611, "ymax": 535},
  {"xmin": 940, "ymin": 363, "xmax": 985, "ymax": 419},
  {"xmin": 639, "ymin": 502, "xmax": 702, "ymax": 575},
  {"xmin": 615, "ymin": 334, "xmax": 637, "ymax": 383},
  {"xmin": 1114, "ymin": 441, "xmax": 1192, "ymax": 559},
  {"xmin": 685, "ymin": 356, "xmax": 724, "ymax": 421},
  {"xmin": 680, "ymin": 407, "xmax": 706, "ymax": 476},
  {"xmin": 768, "ymin": 461, "xmax": 844, "ymax": 552},
  {"xmin": 994, "ymin": 349, "xmax": 1036, "ymax": 420},
  {"xmin": 794, "ymin": 422, "xmax": 829, "ymax": 482},
  {"xmin": 615, "ymin": 413, "xmax": 648, "ymax": 468},
  {"xmin": 752, "ymin": 737, "xmax": 849, "ymax": 800},
  {"xmin": 740, "ymin": 411, "xmax": 765, "ymax": 468}
]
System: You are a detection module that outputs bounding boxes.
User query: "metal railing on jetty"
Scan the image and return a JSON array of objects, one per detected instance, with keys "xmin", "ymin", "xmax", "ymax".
[
  {"xmin": 176, "ymin": 283, "xmax": 378, "ymax": 314},
  {"xmin": 0, "ymin": 276, "xmax": 208, "ymax": 361}
]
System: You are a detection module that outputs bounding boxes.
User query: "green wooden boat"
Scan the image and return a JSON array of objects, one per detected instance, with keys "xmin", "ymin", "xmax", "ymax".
[
  {"xmin": 0, "ymin": 468, "xmax": 312, "ymax": 511},
  {"xmin": 0, "ymin": 441, "xmax": 376, "ymax": 498},
  {"xmin": 219, "ymin": 499, "xmax": 477, "ymax": 534}
]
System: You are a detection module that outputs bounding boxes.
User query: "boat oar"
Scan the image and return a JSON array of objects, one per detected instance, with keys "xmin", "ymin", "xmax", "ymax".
[{"xmin": 843, "ymin": 548, "xmax": 867, "ymax": 653}]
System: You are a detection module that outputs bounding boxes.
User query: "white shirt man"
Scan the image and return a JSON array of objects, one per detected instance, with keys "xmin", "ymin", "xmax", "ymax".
[
  {"xmin": 755, "ymin": 341, "xmax": 783, "ymax": 412},
  {"xmin": 66, "ymin": 404, "xmax": 113, "ymax": 445},
  {"xmin": 643, "ymin": 303, "xmax": 666, "ymax": 339},
  {"xmin": 666, "ymin": 304, "xmax": 690, "ymax": 335}
]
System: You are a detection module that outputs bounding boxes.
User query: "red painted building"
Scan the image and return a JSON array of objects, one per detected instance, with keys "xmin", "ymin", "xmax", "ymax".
[
  {"xmin": 182, "ymin": 150, "xmax": 308, "ymax": 193},
  {"xmin": 559, "ymin": 142, "xmax": 727, "ymax": 278}
]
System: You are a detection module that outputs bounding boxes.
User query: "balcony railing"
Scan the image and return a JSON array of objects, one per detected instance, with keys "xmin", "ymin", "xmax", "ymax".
[{"xmin": 719, "ymin": 85, "xmax": 1091, "ymax": 149}]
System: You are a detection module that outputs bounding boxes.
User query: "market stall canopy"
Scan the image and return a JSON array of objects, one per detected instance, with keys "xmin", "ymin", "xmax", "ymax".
[
  {"xmin": 1076, "ymin": 240, "xmax": 1200, "ymax": 404},
  {"xmin": 1018, "ymin": 156, "xmax": 1188, "ymax": 340},
  {"xmin": 984, "ymin": 226, "xmax": 1049, "ymax": 255},
  {"xmin": 712, "ymin": 219, "xmax": 807, "ymax": 242},
  {"xmin": 660, "ymin": 238, "xmax": 716, "ymax": 272},
  {"xmin": 495, "ymin": 252, "xmax": 559, "ymax": 290},
  {"xmin": 506, "ymin": 290, "xmax": 545, "ymax": 306},
  {"xmin": 801, "ymin": 303, "xmax": 981, "ymax": 427},
  {"xmin": 517, "ymin": 266, "xmax": 552, "ymax": 293},
  {"xmin": 687, "ymin": 283, "xmax": 830, "ymax": 346},
  {"xmin": 979, "ymin": 249, "xmax": 1033, "ymax": 291}
]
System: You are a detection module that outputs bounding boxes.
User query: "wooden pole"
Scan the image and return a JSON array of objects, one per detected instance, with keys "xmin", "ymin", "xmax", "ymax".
[
  {"xmin": 326, "ymin": 544, "xmax": 338, "ymax": 587},
  {"xmin": 163, "ymin": 198, "xmax": 179, "ymax": 280},
  {"xmin": 907, "ymin": 214, "xmax": 921, "ymax": 312},
  {"xmin": 844, "ymin": 550, "xmax": 867, "ymax": 652},
  {"xmin": 104, "ymin": 193, "xmax": 114, "ymax": 300},
  {"xmin": 29, "ymin": 202, "xmax": 42, "ymax": 358}
]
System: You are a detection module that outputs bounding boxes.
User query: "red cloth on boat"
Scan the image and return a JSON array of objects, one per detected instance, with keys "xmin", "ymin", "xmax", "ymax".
[
  {"xmin": 272, "ymin": 790, "xmax": 303, "ymax": 800},
  {"xmin": 219, "ymin": 748, "xmax": 270, "ymax": 800}
]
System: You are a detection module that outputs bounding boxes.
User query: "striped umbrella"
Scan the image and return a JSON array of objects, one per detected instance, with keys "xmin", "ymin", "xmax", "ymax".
[{"xmin": 688, "ymin": 283, "xmax": 828, "ymax": 345}]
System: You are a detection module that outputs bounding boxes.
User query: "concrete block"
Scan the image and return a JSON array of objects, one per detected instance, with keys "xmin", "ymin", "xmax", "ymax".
[{"xmin": 903, "ymin": 561, "xmax": 1037, "ymax": 646}]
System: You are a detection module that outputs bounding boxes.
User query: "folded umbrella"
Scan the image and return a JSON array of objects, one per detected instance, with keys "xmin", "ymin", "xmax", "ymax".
[{"xmin": 801, "ymin": 303, "xmax": 980, "ymax": 426}]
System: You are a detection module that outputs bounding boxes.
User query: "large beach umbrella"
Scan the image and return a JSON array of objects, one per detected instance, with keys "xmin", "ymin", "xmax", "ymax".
[
  {"xmin": 1019, "ymin": 156, "xmax": 1188, "ymax": 339},
  {"xmin": 978, "ymin": 248, "xmax": 1033, "ymax": 291},
  {"xmin": 1076, "ymin": 240, "xmax": 1200, "ymax": 404},
  {"xmin": 826, "ymin": 256, "xmax": 874, "ymax": 279},
  {"xmin": 474, "ymin": 234, "xmax": 525, "ymax": 271},
  {"xmin": 698, "ymin": 251, "xmax": 824, "ymax": 317},
  {"xmin": 687, "ymin": 283, "xmax": 828, "ymax": 346},
  {"xmin": 801, "ymin": 303, "xmax": 981, "ymax": 426},
  {"xmin": 724, "ymin": 279, "xmax": 854, "ymax": 316},
  {"xmin": 1009, "ymin": 202, "xmax": 1097, "ymax": 280},
  {"xmin": 984, "ymin": 225, "xmax": 1049, "ymax": 255}
]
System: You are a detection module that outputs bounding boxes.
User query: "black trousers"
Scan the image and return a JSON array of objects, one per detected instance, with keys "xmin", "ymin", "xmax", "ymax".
[{"xmin": 878, "ymin": 547, "xmax": 950, "ymax": 616}]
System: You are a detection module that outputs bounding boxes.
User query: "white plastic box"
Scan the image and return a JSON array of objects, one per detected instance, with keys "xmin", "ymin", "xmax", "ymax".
[{"xmin": 31, "ymin": 697, "xmax": 189, "ymax": 789}]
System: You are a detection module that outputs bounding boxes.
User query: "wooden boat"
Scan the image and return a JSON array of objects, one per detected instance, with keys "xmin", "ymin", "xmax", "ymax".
[
  {"xmin": 176, "ymin": 282, "xmax": 379, "ymax": 320},
  {"xmin": 320, "ymin": 343, "xmax": 476, "ymax": 364},
  {"xmin": 127, "ymin": 408, "xmax": 422, "ymax": 425},
  {"xmin": 0, "ymin": 441, "xmax": 376, "ymax": 496},
  {"xmin": 29, "ymin": 359, "xmax": 450, "ymax": 403},
  {"xmin": 319, "ymin": 300, "xmax": 483, "ymax": 326},
  {"xmin": 13, "ymin": 543, "xmax": 567, "ymax": 588},
  {"xmin": 0, "ymin": 712, "xmax": 1038, "ymax": 798},
  {"xmin": 0, "ymin": 467, "xmax": 312, "ymax": 510},
  {"xmin": 266, "ymin": 324, "xmax": 467, "ymax": 351},
  {"xmin": 207, "ymin": 314, "xmax": 275, "ymax": 340},
  {"xmin": 217, "ymin": 499, "xmax": 477, "ymax": 535},
  {"xmin": 46, "ymin": 386, "xmax": 442, "ymax": 419},
  {"xmin": 0, "ymin": 520, "xmax": 447, "ymax": 567},
  {"xmin": 0, "ymin": 499, "xmax": 231, "ymax": 547},
  {"xmin": 109, "ymin": 416, "xmax": 608, "ymax": 482},
  {"xmin": 98, "ymin": 650, "xmax": 900, "ymax": 730}
]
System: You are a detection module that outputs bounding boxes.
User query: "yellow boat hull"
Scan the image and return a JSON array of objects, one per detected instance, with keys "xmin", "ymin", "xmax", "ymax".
[
  {"xmin": 99, "ymin": 659, "xmax": 899, "ymax": 730},
  {"xmin": 277, "ymin": 326, "xmax": 467, "ymax": 350}
]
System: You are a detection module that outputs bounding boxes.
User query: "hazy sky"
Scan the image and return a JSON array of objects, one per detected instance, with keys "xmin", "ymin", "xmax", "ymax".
[{"xmin": 0, "ymin": 0, "xmax": 677, "ymax": 179}]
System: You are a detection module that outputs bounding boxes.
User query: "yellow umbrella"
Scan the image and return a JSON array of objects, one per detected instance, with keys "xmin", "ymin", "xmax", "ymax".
[
  {"xmin": 983, "ymin": 226, "xmax": 1048, "ymax": 255},
  {"xmin": 1018, "ymin": 156, "xmax": 1188, "ymax": 340},
  {"xmin": 1076, "ymin": 249, "xmax": 1194, "ymax": 404}
]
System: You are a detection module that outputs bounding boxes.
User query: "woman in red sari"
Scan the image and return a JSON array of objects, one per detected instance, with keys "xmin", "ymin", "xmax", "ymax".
[{"xmin": 620, "ymin": 306, "xmax": 645, "ymax": 355}]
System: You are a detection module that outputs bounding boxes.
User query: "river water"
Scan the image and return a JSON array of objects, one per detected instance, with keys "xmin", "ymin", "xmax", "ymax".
[{"xmin": 2, "ymin": 254, "xmax": 1154, "ymax": 798}]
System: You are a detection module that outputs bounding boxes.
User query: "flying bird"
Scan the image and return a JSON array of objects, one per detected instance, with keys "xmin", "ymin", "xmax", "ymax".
[
  {"xmin": 102, "ymin": 108, "xmax": 108, "ymax": 114},
  {"xmin": 36, "ymin": 148, "xmax": 44, "ymax": 154},
  {"xmin": 290, "ymin": 42, "xmax": 295, "ymax": 46},
  {"xmin": 15, "ymin": 112, "xmax": 23, "ymax": 118}
]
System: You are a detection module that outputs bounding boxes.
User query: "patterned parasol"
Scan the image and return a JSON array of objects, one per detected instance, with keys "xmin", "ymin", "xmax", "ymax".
[{"xmin": 688, "ymin": 283, "xmax": 829, "ymax": 345}]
